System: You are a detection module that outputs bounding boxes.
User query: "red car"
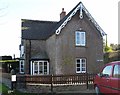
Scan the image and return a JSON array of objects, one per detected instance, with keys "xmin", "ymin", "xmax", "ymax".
[{"xmin": 94, "ymin": 61, "xmax": 120, "ymax": 95}]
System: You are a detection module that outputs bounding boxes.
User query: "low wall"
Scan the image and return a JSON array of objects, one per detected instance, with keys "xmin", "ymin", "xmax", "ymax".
[{"xmin": 17, "ymin": 83, "xmax": 87, "ymax": 93}]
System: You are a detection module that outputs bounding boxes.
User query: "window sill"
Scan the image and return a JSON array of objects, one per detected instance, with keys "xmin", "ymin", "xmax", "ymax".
[
  {"xmin": 75, "ymin": 45, "xmax": 88, "ymax": 48},
  {"xmin": 76, "ymin": 72, "xmax": 86, "ymax": 73}
]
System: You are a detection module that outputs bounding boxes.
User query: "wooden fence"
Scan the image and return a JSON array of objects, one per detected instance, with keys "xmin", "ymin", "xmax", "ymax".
[{"xmin": 17, "ymin": 73, "xmax": 96, "ymax": 88}]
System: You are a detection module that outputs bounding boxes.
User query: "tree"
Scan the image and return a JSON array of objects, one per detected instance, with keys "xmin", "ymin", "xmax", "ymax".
[
  {"xmin": 110, "ymin": 44, "xmax": 120, "ymax": 51},
  {"xmin": 103, "ymin": 35, "xmax": 113, "ymax": 53},
  {"xmin": 104, "ymin": 45, "xmax": 113, "ymax": 52}
]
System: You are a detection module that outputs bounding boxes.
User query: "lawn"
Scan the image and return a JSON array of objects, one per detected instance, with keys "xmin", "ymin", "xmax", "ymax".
[
  {"xmin": 0, "ymin": 83, "xmax": 10, "ymax": 94},
  {"xmin": 0, "ymin": 83, "xmax": 63, "ymax": 95},
  {"xmin": 0, "ymin": 83, "xmax": 38, "ymax": 95}
]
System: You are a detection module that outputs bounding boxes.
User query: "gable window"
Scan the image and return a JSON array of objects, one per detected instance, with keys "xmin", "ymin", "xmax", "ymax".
[
  {"xmin": 75, "ymin": 31, "xmax": 86, "ymax": 46},
  {"xmin": 31, "ymin": 61, "xmax": 49, "ymax": 75},
  {"xmin": 76, "ymin": 58, "xmax": 86, "ymax": 73}
]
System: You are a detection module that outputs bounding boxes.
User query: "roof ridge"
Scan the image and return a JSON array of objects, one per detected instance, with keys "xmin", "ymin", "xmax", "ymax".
[{"xmin": 22, "ymin": 19, "xmax": 58, "ymax": 23}]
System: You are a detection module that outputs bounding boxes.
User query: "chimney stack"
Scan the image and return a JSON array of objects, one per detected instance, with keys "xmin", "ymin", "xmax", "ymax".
[{"xmin": 60, "ymin": 8, "xmax": 66, "ymax": 20}]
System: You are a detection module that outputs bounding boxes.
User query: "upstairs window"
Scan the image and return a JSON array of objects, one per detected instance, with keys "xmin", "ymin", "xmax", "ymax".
[{"xmin": 75, "ymin": 31, "xmax": 86, "ymax": 46}]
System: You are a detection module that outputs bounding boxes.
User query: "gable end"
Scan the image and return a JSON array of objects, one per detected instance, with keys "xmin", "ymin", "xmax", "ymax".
[{"xmin": 55, "ymin": 2, "xmax": 106, "ymax": 37}]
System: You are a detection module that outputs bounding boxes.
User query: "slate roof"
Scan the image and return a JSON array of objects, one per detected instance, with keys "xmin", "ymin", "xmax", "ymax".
[
  {"xmin": 22, "ymin": 2, "xmax": 106, "ymax": 40},
  {"xmin": 22, "ymin": 19, "xmax": 58, "ymax": 40},
  {"xmin": 22, "ymin": 2, "xmax": 81, "ymax": 40}
]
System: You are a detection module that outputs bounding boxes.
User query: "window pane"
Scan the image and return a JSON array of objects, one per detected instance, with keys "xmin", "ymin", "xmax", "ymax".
[
  {"xmin": 21, "ymin": 65, "xmax": 23, "ymax": 68},
  {"xmin": 44, "ymin": 62, "xmax": 47, "ymax": 74},
  {"xmin": 77, "ymin": 59, "xmax": 80, "ymax": 63},
  {"xmin": 82, "ymin": 68, "xmax": 85, "ymax": 71},
  {"xmin": 44, "ymin": 62, "xmax": 47, "ymax": 66},
  {"xmin": 102, "ymin": 66, "xmax": 112, "ymax": 76},
  {"xmin": 75, "ymin": 31, "xmax": 86, "ymax": 46},
  {"xmin": 77, "ymin": 33, "xmax": 80, "ymax": 44},
  {"xmin": 81, "ymin": 59, "xmax": 86, "ymax": 72},
  {"xmin": 82, "ymin": 64, "xmax": 85, "ymax": 67},
  {"xmin": 80, "ymin": 32, "xmax": 85, "ymax": 46},
  {"xmin": 33, "ymin": 62, "xmax": 38, "ymax": 74},
  {"xmin": 44, "ymin": 69, "xmax": 47, "ymax": 74},
  {"xmin": 81, "ymin": 59, "xmax": 85, "ymax": 63},
  {"xmin": 21, "ymin": 61, "xmax": 23, "ymax": 65},
  {"xmin": 21, "ymin": 69, "xmax": 24, "ymax": 72},
  {"xmin": 39, "ymin": 62, "xmax": 43, "ymax": 74},
  {"xmin": 77, "ymin": 64, "xmax": 80, "ymax": 67},
  {"xmin": 34, "ymin": 62, "xmax": 38, "ymax": 70},
  {"xmin": 76, "ymin": 32, "xmax": 80, "ymax": 45},
  {"xmin": 113, "ymin": 65, "xmax": 120, "ymax": 78},
  {"xmin": 77, "ymin": 68, "xmax": 80, "ymax": 71}
]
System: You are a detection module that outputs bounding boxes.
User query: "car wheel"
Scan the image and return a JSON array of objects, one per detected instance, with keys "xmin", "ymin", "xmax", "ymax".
[{"xmin": 95, "ymin": 86, "xmax": 101, "ymax": 95}]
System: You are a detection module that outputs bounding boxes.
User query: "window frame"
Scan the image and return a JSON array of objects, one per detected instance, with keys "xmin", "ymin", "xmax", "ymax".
[
  {"xmin": 19, "ymin": 60, "xmax": 25, "ymax": 74},
  {"xmin": 20, "ymin": 45, "xmax": 24, "ymax": 57},
  {"xmin": 76, "ymin": 58, "xmax": 86, "ymax": 73},
  {"xmin": 75, "ymin": 31, "xmax": 86, "ymax": 46},
  {"xmin": 102, "ymin": 65, "xmax": 113, "ymax": 77},
  {"xmin": 32, "ymin": 61, "xmax": 49, "ymax": 75}
]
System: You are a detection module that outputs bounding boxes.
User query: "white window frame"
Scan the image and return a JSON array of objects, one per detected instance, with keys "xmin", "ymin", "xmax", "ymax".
[
  {"xmin": 19, "ymin": 60, "xmax": 24, "ymax": 74},
  {"xmin": 76, "ymin": 58, "xmax": 86, "ymax": 73},
  {"xmin": 20, "ymin": 46, "xmax": 24, "ymax": 57},
  {"xmin": 31, "ymin": 61, "xmax": 49, "ymax": 75},
  {"xmin": 75, "ymin": 31, "xmax": 86, "ymax": 46}
]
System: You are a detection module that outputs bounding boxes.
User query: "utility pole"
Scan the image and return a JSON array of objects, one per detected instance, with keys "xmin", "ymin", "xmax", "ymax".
[{"xmin": 105, "ymin": 34, "xmax": 108, "ymax": 47}]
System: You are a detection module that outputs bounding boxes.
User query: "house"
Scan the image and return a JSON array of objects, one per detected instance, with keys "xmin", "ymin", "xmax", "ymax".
[{"xmin": 19, "ymin": 2, "xmax": 106, "ymax": 75}]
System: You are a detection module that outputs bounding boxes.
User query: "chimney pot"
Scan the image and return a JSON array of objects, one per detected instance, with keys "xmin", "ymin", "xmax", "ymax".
[
  {"xmin": 62, "ymin": 8, "xmax": 64, "ymax": 12},
  {"xmin": 60, "ymin": 8, "xmax": 66, "ymax": 20}
]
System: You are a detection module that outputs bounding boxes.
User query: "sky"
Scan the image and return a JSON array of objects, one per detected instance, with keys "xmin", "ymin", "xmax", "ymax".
[{"xmin": 0, "ymin": 0, "xmax": 119, "ymax": 58}]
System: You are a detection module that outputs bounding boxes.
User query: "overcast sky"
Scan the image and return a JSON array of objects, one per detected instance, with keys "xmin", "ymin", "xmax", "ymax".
[{"xmin": 0, "ymin": 0, "xmax": 119, "ymax": 57}]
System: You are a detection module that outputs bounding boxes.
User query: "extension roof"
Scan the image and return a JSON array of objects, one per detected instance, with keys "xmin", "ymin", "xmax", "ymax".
[
  {"xmin": 22, "ymin": 2, "xmax": 106, "ymax": 40},
  {"xmin": 22, "ymin": 20, "xmax": 58, "ymax": 40}
]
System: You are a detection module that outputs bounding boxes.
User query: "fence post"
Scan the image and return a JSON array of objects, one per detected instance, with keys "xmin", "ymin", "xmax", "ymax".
[
  {"xmin": 51, "ymin": 74, "xmax": 53, "ymax": 93},
  {"xmin": 11, "ymin": 69, "xmax": 16, "ymax": 90},
  {"xmin": 86, "ymin": 73, "xmax": 88, "ymax": 89},
  {"xmin": 24, "ymin": 75, "xmax": 26, "ymax": 88}
]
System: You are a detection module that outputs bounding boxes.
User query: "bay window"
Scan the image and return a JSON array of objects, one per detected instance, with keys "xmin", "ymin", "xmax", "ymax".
[{"xmin": 31, "ymin": 61, "xmax": 49, "ymax": 75}]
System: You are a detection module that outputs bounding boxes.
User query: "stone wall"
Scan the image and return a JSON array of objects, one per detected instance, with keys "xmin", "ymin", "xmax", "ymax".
[{"xmin": 17, "ymin": 83, "xmax": 88, "ymax": 93}]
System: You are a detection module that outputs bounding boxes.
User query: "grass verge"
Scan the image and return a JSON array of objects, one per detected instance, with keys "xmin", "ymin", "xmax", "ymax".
[{"xmin": 0, "ymin": 83, "xmax": 38, "ymax": 95}]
